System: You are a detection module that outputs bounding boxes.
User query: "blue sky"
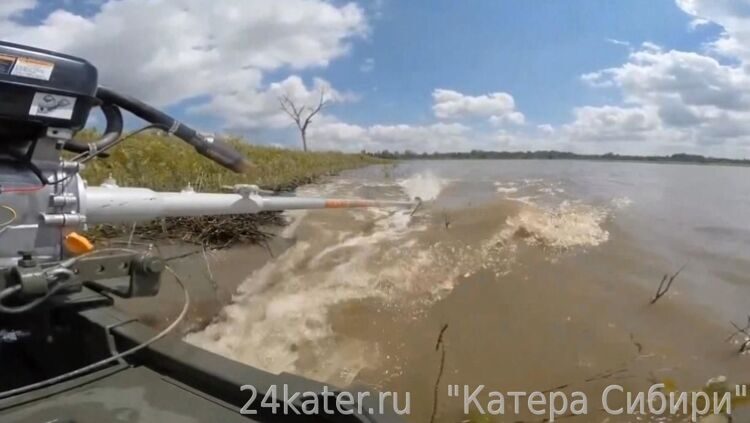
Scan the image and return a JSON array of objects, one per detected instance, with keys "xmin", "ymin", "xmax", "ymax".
[
  {"xmin": 2, "ymin": 0, "xmax": 750, "ymax": 157},
  {"xmin": 322, "ymin": 0, "xmax": 718, "ymax": 126}
]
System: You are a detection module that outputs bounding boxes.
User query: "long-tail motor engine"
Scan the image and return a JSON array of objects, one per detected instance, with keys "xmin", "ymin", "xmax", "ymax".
[
  {"xmin": 0, "ymin": 42, "xmax": 96, "ymax": 267},
  {"xmin": 0, "ymin": 41, "xmax": 415, "ymax": 314}
]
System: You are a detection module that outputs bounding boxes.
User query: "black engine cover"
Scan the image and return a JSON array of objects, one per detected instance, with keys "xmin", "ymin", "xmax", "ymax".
[{"xmin": 0, "ymin": 41, "xmax": 98, "ymax": 137}]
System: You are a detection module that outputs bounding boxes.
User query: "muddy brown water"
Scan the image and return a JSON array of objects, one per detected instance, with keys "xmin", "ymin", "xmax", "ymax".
[{"xmin": 119, "ymin": 160, "xmax": 750, "ymax": 422}]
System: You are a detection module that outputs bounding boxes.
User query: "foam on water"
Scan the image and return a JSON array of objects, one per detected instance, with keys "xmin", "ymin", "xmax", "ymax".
[
  {"xmin": 398, "ymin": 171, "xmax": 445, "ymax": 201},
  {"xmin": 504, "ymin": 200, "xmax": 610, "ymax": 249},
  {"xmin": 186, "ymin": 176, "xmax": 450, "ymax": 386},
  {"xmin": 611, "ymin": 196, "xmax": 633, "ymax": 210},
  {"xmin": 186, "ymin": 207, "xmax": 479, "ymax": 385},
  {"xmin": 493, "ymin": 178, "xmax": 614, "ymax": 249},
  {"xmin": 506, "ymin": 195, "xmax": 538, "ymax": 205},
  {"xmin": 496, "ymin": 187, "xmax": 519, "ymax": 194},
  {"xmin": 186, "ymin": 172, "xmax": 616, "ymax": 386},
  {"xmin": 495, "ymin": 178, "xmax": 568, "ymax": 206},
  {"xmin": 494, "ymin": 181, "xmax": 519, "ymax": 194}
]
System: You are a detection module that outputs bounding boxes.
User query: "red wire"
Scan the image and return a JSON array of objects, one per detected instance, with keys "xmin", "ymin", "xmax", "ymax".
[{"xmin": 1, "ymin": 186, "xmax": 45, "ymax": 194}]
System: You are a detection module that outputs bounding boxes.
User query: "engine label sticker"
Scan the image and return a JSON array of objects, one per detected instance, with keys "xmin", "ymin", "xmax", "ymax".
[
  {"xmin": 29, "ymin": 92, "xmax": 77, "ymax": 120},
  {"xmin": 11, "ymin": 57, "xmax": 55, "ymax": 81},
  {"xmin": 0, "ymin": 54, "xmax": 16, "ymax": 74}
]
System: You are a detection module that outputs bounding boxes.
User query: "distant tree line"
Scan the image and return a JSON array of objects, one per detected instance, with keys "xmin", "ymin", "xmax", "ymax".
[{"xmin": 365, "ymin": 149, "xmax": 750, "ymax": 166}]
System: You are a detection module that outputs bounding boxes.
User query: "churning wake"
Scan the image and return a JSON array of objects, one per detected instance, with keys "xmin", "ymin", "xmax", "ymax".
[
  {"xmin": 398, "ymin": 170, "xmax": 444, "ymax": 201},
  {"xmin": 185, "ymin": 171, "xmax": 620, "ymax": 386},
  {"xmin": 504, "ymin": 201, "xmax": 610, "ymax": 249}
]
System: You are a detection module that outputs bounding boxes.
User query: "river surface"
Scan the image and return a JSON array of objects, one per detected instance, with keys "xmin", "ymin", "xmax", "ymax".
[{"xmin": 186, "ymin": 160, "xmax": 750, "ymax": 421}]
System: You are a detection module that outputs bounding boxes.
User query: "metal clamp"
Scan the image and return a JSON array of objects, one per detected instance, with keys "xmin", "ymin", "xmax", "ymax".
[{"xmin": 221, "ymin": 184, "xmax": 275, "ymax": 198}]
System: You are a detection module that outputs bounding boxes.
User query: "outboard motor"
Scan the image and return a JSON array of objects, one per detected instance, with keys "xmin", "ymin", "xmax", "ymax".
[
  {"xmin": 0, "ymin": 41, "xmax": 415, "ymax": 314},
  {"xmin": 0, "ymin": 42, "xmax": 412, "ymax": 422},
  {"xmin": 0, "ymin": 42, "xmax": 99, "ymax": 267}
]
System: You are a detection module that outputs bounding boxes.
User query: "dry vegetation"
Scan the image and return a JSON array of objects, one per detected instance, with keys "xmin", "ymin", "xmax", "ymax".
[{"xmin": 80, "ymin": 132, "xmax": 386, "ymax": 246}]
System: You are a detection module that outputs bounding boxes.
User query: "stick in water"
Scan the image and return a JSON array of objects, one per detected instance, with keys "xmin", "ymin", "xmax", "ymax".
[
  {"xmin": 430, "ymin": 324, "xmax": 449, "ymax": 423},
  {"xmin": 650, "ymin": 264, "xmax": 686, "ymax": 305}
]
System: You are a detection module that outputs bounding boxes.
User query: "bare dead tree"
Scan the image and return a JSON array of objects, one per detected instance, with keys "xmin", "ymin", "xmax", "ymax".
[
  {"xmin": 278, "ymin": 88, "xmax": 329, "ymax": 152},
  {"xmin": 650, "ymin": 264, "xmax": 686, "ymax": 305}
]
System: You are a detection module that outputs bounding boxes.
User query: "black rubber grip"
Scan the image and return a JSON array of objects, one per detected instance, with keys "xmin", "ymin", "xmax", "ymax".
[
  {"xmin": 96, "ymin": 86, "xmax": 251, "ymax": 173},
  {"xmin": 189, "ymin": 134, "xmax": 253, "ymax": 173}
]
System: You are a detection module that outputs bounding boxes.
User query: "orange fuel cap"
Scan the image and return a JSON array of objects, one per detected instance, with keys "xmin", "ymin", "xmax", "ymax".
[{"xmin": 64, "ymin": 232, "xmax": 94, "ymax": 255}]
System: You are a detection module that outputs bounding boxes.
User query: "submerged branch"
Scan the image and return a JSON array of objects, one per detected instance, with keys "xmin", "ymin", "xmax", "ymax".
[
  {"xmin": 726, "ymin": 315, "xmax": 750, "ymax": 354},
  {"xmin": 650, "ymin": 264, "xmax": 686, "ymax": 305},
  {"xmin": 430, "ymin": 323, "xmax": 449, "ymax": 423}
]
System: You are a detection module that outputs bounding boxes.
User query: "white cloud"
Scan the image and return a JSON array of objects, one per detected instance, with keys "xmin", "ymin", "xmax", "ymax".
[
  {"xmin": 489, "ymin": 112, "xmax": 525, "ymax": 126},
  {"xmin": 305, "ymin": 88, "xmax": 530, "ymax": 152},
  {"xmin": 309, "ymin": 121, "xmax": 480, "ymax": 152},
  {"xmin": 675, "ymin": 0, "xmax": 750, "ymax": 62},
  {"xmin": 570, "ymin": 42, "xmax": 750, "ymax": 148},
  {"xmin": 586, "ymin": 47, "xmax": 750, "ymax": 111},
  {"xmin": 563, "ymin": 0, "xmax": 750, "ymax": 155},
  {"xmin": 564, "ymin": 106, "xmax": 662, "ymax": 143},
  {"xmin": 605, "ymin": 38, "xmax": 632, "ymax": 49},
  {"xmin": 688, "ymin": 18, "xmax": 711, "ymax": 30},
  {"xmin": 360, "ymin": 57, "xmax": 375, "ymax": 73},
  {"xmin": 432, "ymin": 89, "xmax": 524, "ymax": 124},
  {"xmin": 0, "ymin": 0, "xmax": 366, "ymax": 116},
  {"xmin": 537, "ymin": 124, "xmax": 555, "ymax": 134},
  {"xmin": 0, "ymin": 0, "xmax": 35, "ymax": 18}
]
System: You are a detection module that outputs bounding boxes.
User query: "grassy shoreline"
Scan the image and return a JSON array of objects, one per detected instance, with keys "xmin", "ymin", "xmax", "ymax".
[{"xmin": 82, "ymin": 133, "xmax": 387, "ymax": 246}]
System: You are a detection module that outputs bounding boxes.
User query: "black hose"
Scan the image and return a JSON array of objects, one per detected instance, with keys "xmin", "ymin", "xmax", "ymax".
[
  {"xmin": 63, "ymin": 103, "xmax": 123, "ymax": 154},
  {"xmin": 96, "ymin": 86, "xmax": 252, "ymax": 173}
]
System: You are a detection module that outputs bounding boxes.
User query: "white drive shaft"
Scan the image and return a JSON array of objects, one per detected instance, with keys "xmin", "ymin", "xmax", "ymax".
[{"xmin": 83, "ymin": 186, "xmax": 416, "ymax": 224}]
